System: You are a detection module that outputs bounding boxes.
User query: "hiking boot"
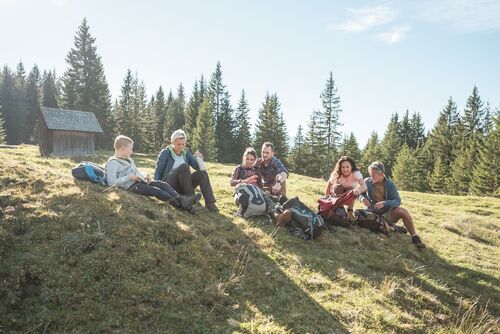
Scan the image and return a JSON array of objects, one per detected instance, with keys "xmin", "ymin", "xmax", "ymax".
[
  {"xmin": 275, "ymin": 209, "xmax": 292, "ymax": 227},
  {"xmin": 412, "ymin": 235, "xmax": 426, "ymax": 249},
  {"xmin": 180, "ymin": 194, "xmax": 199, "ymax": 210},
  {"xmin": 206, "ymin": 202, "xmax": 219, "ymax": 212},
  {"xmin": 278, "ymin": 194, "xmax": 288, "ymax": 205},
  {"xmin": 188, "ymin": 206, "xmax": 197, "ymax": 215}
]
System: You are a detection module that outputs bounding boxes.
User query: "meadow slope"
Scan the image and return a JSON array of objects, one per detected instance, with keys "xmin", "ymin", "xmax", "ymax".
[{"xmin": 0, "ymin": 145, "xmax": 498, "ymax": 333}]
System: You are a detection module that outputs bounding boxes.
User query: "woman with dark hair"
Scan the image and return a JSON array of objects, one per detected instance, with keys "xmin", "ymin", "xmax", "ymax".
[
  {"xmin": 325, "ymin": 156, "xmax": 367, "ymax": 216},
  {"xmin": 230, "ymin": 148, "xmax": 259, "ymax": 186}
]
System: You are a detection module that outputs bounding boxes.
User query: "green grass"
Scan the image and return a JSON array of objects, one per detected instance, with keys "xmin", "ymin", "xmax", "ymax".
[{"xmin": 0, "ymin": 145, "xmax": 499, "ymax": 333}]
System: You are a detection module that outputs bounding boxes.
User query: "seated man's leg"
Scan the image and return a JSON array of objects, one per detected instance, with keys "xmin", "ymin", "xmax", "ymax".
[
  {"xmin": 165, "ymin": 164, "xmax": 195, "ymax": 196},
  {"xmin": 279, "ymin": 180, "xmax": 287, "ymax": 197},
  {"xmin": 191, "ymin": 170, "xmax": 216, "ymax": 205},
  {"xmin": 388, "ymin": 207, "xmax": 416, "ymax": 235}
]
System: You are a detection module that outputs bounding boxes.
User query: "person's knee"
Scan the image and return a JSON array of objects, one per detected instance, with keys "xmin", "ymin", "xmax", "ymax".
[
  {"xmin": 178, "ymin": 163, "xmax": 190, "ymax": 173},
  {"xmin": 394, "ymin": 207, "xmax": 412, "ymax": 221}
]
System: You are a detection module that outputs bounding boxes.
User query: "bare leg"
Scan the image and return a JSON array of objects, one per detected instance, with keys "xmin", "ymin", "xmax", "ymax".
[{"xmin": 389, "ymin": 207, "xmax": 416, "ymax": 235}]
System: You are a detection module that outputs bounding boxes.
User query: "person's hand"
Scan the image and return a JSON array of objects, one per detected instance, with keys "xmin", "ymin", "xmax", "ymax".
[
  {"xmin": 375, "ymin": 201, "xmax": 385, "ymax": 209},
  {"xmin": 271, "ymin": 182, "xmax": 282, "ymax": 195},
  {"xmin": 362, "ymin": 199, "xmax": 371, "ymax": 208},
  {"xmin": 243, "ymin": 175, "xmax": 257, "ymax": 185},
  {"xmin": 128, "ymin": 174, "xmax": 140, "ymax": 181},
  {"xmin": 145, "ymin": 174, "xmax": 151, "ymax": 183},
  {"xmin": 193, "ymin": 150, "xmax": 204, "ymax": 159}
]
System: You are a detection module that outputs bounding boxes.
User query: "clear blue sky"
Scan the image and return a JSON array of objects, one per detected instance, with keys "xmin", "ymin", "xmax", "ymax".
[{"xmin": 1, "ymin": 0, "xmax": 499, "ymax": 145}]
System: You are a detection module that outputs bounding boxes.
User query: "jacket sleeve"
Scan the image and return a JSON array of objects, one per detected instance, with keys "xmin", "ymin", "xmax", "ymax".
[
  {"xmin": 105, "ymin": 160, "xmax": 129, "ymax": 187},
  {"xmin": 186, "ymin": 151, "xmax": 200, "ymax": 170},
  {"xmin": 274, "ymin": 158, "xmax": 288, "ymax": 176},
  {"xmin": 384, "ymin": 180, "xmax": 401, "ymax": 208},
  {"xmin": 154, "ymin": 150, "xmax": 168, "ymax": 181},
  {"xmin": 230, "ymin": 166, "xmax": 241, "ymax": 187}
]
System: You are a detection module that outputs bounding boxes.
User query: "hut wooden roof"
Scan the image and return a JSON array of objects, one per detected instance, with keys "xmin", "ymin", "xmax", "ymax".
[{"xmin": 39, "ymin": 107, "xmax": 103, "ymax": 133}]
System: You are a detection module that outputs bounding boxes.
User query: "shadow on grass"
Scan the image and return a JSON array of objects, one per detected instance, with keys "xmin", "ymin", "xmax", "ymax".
[
  {"xmin": 269, "ymin": 223, "xmax": 500, "ymax": 332},
  {"xmin": 0, "ymin": 180, "xmax": 348, "ymax": 334}
]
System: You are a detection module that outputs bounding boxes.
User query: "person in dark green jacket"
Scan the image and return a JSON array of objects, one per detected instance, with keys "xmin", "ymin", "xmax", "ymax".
[{"xmin": 360, "ymin": 161, "xmax": 425, "ymax": 249}]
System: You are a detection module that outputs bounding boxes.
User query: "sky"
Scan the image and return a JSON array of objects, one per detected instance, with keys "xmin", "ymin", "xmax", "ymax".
[{"xmin": 1, "ymin": 0, "xmax": 499, "ymax": 145}]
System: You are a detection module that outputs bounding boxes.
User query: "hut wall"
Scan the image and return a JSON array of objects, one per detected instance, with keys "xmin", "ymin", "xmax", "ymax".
[
  {"xmin": 51, "ymin": 130, "xmax": 95, "ymax": 156},
  {"xmin": 34, "ymin": 118, "xmax": 52, "ymax": 157}
]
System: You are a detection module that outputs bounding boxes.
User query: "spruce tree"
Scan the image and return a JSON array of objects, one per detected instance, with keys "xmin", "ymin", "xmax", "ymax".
[
  {"xmin": 448, "ymin": 138, "xmax": 477, "ymax": 195},
  {"xmin": 0, "ymin": 66, "xmax": 16, "ymax": 144},
  {"xmin": 399, "ymin": 110, "xmax": 412, "ymax": 148},
  {"xmin": 317, "ymin": 72, "xmax": 342, "ymax": 170},
  {"xmin": 470, "ymin": 111, "xmax": 499, "ymax": 195},
  {"xmin": 216, "ymin": 91, "xmax": 236, "ymax": 162},
  {"xmin": 24, "ymin": 65, "xmax": 42, "ymax": 142},
  {"xmin": 289, "ymin": 125, "xmax": 309, "ymax": 175},
  {"xmin": 162, "ymin": 90, "xmax": 176, "ymax": 143},
  {"xmin": 208, "ymin": 62, "xmax": 225, "ymax": 128},
  {"xmin": 380, "ymin": 113, "xmax": 402, "ymax": 177},
  {"xmin": 113, "ymin": 69, "xmax": 134, "ymax": 138},
  {"xmin": 392, "ymin": 144, "xmax": 421, "ymax": 192},
  {"xmin": 140, "ymin": 96, "xmax": 157, "ymax": 153},
  {"xmin": 429, "ymin": 156, "xmax": 448, "ymax": 193},
  {"xmin": 11, "ymin": 61, "xmax": 28, "ymax": 144},
  {"xmin": 0, "ymin": 106, "xmax": 6, "ymax": 144},
  {"xmin": 234, "ymin": 90, "xmax": 252, "ymax": 156},
  {"xmin": 304, "ymin": 112, "xmax": 327, "ymax": 178},
  {"xmin": 463, "ymin": 85, "xmax": 485, "ymax": 138},
  {"xmin": 339, "ymin": 132, "xmax": 362, "ymax": 163},
  {"xmin": 428, "ymin": 97, "xmax": 459, "ymax": 168},
  {"xmin": 253, "ymin": 93, "xmax": 288, "ymax": 160},
  {"xmin": 152, "ymin": 86, "xmax": 167, "ymax": 148},
  {"xmin": 61, "ymin": 18, "xmax": 113, "ymax": 148},
  {"xmin": 361, "ymin": 131, "xmax": 382, "ymax": 172},
  {"xmin": 191, "ymin": 97, "xmax": 217, "ymax": 160},
  {"xmin": 42, "ymin": 70, "xmax": 59, "ymax": 108},
  {"xmin": 184, "ymin": 76, "xmax": 206, "ymax": 138},
  {"xmin": 130, "ymin": 74, "xmax": 147, "ymax": 152}
]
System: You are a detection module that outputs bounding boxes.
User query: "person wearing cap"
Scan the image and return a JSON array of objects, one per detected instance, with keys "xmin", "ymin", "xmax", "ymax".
[
  {"xmin": 360, "ymin": 161, "xmax": 426, "ymax": 249},
  {"xmin": 154, "ymin": 129, "xmax": 218, "ymax": 212},
  {"xmin": 254, "ymin": 142, "xmax": 289, "ymax": 198}
]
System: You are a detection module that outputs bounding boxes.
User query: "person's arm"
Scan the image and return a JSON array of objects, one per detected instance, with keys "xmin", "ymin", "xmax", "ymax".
[
  {"xmin": 106, "ymin": 160, "xmax": 135, "ymax": 187},
  {"xmin": 353, "ymin": 171, "xmax": 367, "ymax": 195},
  {"xmin": 273, "ymin": 158, "xmax": 288, "ymax": 176},
  {"xmin": 325, "ymin": 179, "xmax": 333, "ymax": 195},
  {"xmin": 186, "ymin": 151, "xmax": 200, "ymax": 170},
  {"xmin": 384, "ymin": 180, "xmax": 401, "ymax": 208},
  {"xmin": 230, "ymin": 167, "xmax": 241, "ymax": 187},
  {"xmin": 359, "ymin": 177, "xmax": 373, "ymax": 208},
  {"xmin": 154, "ymin": 150, "xmax": 168, "ymax": 181}
]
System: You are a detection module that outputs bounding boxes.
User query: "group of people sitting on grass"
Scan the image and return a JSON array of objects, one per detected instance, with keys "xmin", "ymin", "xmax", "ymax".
[{"xmin": 104, "ymin": 130, "xmax": 425, "ymax": 249}]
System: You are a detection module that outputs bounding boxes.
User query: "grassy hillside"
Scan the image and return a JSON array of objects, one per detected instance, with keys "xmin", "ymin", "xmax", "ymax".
[{"xmin": 0, "ymin": 145, "xmax": 498, "ymax": 333}]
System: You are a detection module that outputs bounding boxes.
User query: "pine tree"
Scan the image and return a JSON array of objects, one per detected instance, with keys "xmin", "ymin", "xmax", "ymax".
[
  {"xmin": 0, "ymin": 106, "xmax": 6, "ymax": 144},
  {"xmin": 304, "ymin": 112, "xmax": 327, "ymax": 178},
  {"xmin": 191, "ymin": 97, "xmax": 217, "ymax": 160},
  {"xmin": 140, "ymin": 96, "xmax": 157, "ymax": 153},
  {"xmin": 216, "ymin": 91, "xmax": 236, "ymax": 162},
  {"xmin": 24, "ymin": 65, "xmax": 42, "ymax": 142},
  {"xmin": 429, "ymin": 156, "xmax": 448, "ymax": 193},
  {"xmin": 392, "ymin": 144, "xmax": 421, "ymax": 192},
  {"xmin": 208, "ymin": 62, "xmax": 225, "ymax": 129},
  {"xmin": 130, "ymin": 74, "xmax": 147, "ymax": 152},
  {"xmin": 399, "ymin": 110, "xmax": 412, "ymax": 148},
  {"xmin": 410, "ymin": 112, "xmax": 426, "ymax": 148},
  {"xmin": 61, "ymin": 18, "xmax": 113, "ymax": 148},
  {"xmin": 380, "ymin": 113, "xmax": 402, "ymax": 177},
  {"xmin": 42, "ymin": 70, "xmax": 59, "ymax": 108},
  {"xmin": 234, "ymin": 90, "xmax": 252, "ymax": 156},
  {"xmin": 428, "ymin": 97, "xmax": 459, "ymax": 168},
  {"xmin": 0, "ymin": 66, "xmax": 17, "ymax": 144},
  {"xmin": 184, "ymin": 76, "xmax": 206, "ymax": 138},
  {"xmin": 470, "ymin": 111, "xmax": 499, "ymax": 195},
  {"xmin": 289, "ymin": 125, "xmax": 309, "ymax": 175},
  {"xmin": 152, "ymin": 86, "xmax": 167, "ymax": 148},
  {"xmin": 448, "ymin": 138, "xmax": 477, "ymax": 195},
  {"xmin": 162, "ymin": 90, "xmax": 176, "ymax": 143},
  {"xmin": 361, "ymin": 131, "xmax": 382, "ymax": 172},
  {"xmin": 113, "ymin": 69, "xmax": 134, "ymax": 137},
  {"xmin": 253, "ymin": 93, "xmax": 288, "ymax": 160},
  {"xmin": 317, "ymin": 72, "xmax": 342, "ymax": 170},
  {"xmin": 463, "ymin": 85, "xmax": 485, "ymax": 138},
  {"xmin": 339, "ymin": 132, "xmax": 362, "ymax": 163}
]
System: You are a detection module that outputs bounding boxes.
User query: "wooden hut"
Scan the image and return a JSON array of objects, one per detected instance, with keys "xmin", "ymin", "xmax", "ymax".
[{"xmin": 33, "ymin": 107, "xmax": 103, "ymax": 157}]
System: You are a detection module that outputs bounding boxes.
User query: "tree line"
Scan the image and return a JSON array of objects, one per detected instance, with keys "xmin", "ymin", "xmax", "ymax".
[{"xmin": 0, "ymin": 18, "xmax": 498, "ymax": 196}]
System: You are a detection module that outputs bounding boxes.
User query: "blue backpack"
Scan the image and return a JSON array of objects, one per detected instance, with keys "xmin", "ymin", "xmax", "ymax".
[
  {"xmin": 71, "ymin": 162, "xmax": 106, "ymax": 185},
  {"xmin": 282, "ymin": 196, "xmax": 325, "ymax": 240}
]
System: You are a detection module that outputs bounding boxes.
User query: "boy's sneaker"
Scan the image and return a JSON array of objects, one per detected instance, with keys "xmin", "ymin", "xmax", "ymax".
[
  {"xmin": 206, "ymin": 202, "xmax": 219, "ymax": 212},
  {"xmin": 412, "ymin": 235, "xmax": 426, "ymax": 249}
]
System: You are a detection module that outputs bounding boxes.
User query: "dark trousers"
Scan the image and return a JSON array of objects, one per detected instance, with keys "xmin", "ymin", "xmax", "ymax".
[
  {"xmin": 129, "ymin": 180, "xmax": 179, "ymax": 202},
  {"xmin": 165, "ymin": 164, "xmax": 216, "ymax": 204}
]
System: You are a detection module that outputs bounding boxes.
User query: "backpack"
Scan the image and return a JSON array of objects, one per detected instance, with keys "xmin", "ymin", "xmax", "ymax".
[
  {"xmin": 354, "ymin": 209, "xmax": 388, "ymax": 236},
  {"xmin": 234, "ymin": 184, "xmax": 268, "ymax": 218},
  {"xmin": 318, "ymin": 191, "xmax": 357, "ymax": 228},
  {"xmin": 282, "ymin": 196, "xmax": 325, "ymax": 240},
  {"xmin": 71, "ymin": 162, "xmax": 106, "ymax": 185}
]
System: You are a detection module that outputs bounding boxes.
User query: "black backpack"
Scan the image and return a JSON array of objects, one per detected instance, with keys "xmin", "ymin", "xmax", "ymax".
[
  {"xmin": 354, "ymin": 209, "xmax": 388, "ymax": 236},
  {"xmin": 71, "ymin": 162, "xmax": 106, "ymax": 185},
  {"xmin": 282, "ymin": 197, "xmax": 324, "ymax": 240},
  {"xmin": 233, "ymin": 184, "xmax": 268, "ymax": 218}
]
